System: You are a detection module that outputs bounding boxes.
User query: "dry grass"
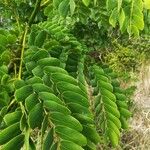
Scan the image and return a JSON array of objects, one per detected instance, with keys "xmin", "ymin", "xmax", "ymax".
[
  {"xmin": 120, "ymin": 64, "xmax": 150, "ymax": 150},
  {"xmin": 121, "ymin": 106, "xmax": 150, "ymax": 150}
]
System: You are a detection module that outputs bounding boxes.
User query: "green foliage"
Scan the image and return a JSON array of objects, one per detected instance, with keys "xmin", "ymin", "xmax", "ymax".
[
  {"xmin": 0, "ymin": 0, "xmax": 147, "ymax": 149},
  {"xmin": 104, "ymin": 40, "xmax": 141, "ymax": 74}
]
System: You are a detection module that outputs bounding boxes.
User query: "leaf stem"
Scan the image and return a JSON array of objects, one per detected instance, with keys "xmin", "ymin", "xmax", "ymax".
[
  {"xmin": 18, "ymin": 25, "xmax": 28, "ymax": 79},
  {"xmin": 28, "ymin": 0, "xmax": 42, "ymax": 26}
]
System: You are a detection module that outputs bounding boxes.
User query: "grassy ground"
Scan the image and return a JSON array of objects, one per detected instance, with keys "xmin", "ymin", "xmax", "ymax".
[{"xmin": 120, "ymin": 64, "xmax": 150, "ymax": 150}]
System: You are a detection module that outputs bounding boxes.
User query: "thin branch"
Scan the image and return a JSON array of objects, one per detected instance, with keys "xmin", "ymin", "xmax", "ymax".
[
  {"xmin": 18, "ymin": 25, "xmax": 28, "ymax": 79},
  {"xmin": 28, "ymin": 0, "xmax": 42, "ymax": 26}
]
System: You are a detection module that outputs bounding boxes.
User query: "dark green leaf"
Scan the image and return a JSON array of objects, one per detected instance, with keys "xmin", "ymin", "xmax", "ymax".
[
  {"xmin": 1, "ymin": 134, "xmax": 24, "ymax": 150},
  {"xmin": 55, "ymin": 125, "xmax": 87, "ymax": 146},
  {"xmin": 28, "ymin": 103, "xmax": 43, "ymax": 129},
  {"xmin": 15, "ymin": 85, "xmax": 33, "ymax": 102}
]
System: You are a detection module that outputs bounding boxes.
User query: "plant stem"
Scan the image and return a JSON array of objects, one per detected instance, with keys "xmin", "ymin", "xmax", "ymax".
[
  {"xmin": 28, "ymin": 0, "xmax": 42, "ymax": 26},
  {"xmin": 18, "ymin": 25, "xmax": 28, "ymax": 79},
  {"xmin": 18, "ymin": 0, "xmax": 43, "ymax": 79},
  {"xmin": 24, "ymin": 127, "xmax": 30, "ymax": 150}
]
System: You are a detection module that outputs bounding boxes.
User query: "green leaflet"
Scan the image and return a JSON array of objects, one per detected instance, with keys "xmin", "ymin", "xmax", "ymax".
[
  {"xmin": 25, "ymin": 93, "xmax": 39, "ymax": 112},
  {"xmin": 50, "ymin": 26, "xmax": 63, "ymax": 34},
  {"xmin": 132, "ymin": 14, "xmax": 144, "ymax": 30},
  {"xmin": 78, "ymin": 82, "xmax": 87, "ymax": 95},
  {"xmin": 70, "ymin": 0, "xmax": 76, "ymax": 16},
  {"xmin": 56, "ymin": 81, "xmax": 87, "ymax": 98},
  {"xmin": 14, "ymin": 79, "xmax": 26, "ymax": 89},
  {"xmin": 1, "ymin": 74, "xmax": 9, "ymax": 85},
  {"xmin": 28, "ymin": 103, "xmax": 44, "ymax": 129},
  {"xmin": 98, "ymin": 80, "xmax": 113, "ymax": 92},
  {"xmin": 92, "ymin": 66, "xmax": 105, "ymax": 75},
  {"xmin": 49, "ymin": 49, "xmax": 62, "ymax": 58},
  {"xmin": 0, "ymin": 92, "xmax": 9, "ymax": 107},
  {"xmin": 115, "ymin": 93, "xmax": 126, "ymax": 101},
  {"xmin": 26, "ymin": 76, "xmax": 43, "ymax": 85},
  {"xmin": 118, "ymin": 0, "xmax": 122, "ymax": 12},
  {"xmin": 107, "ymin": 120, "xmax": 120, "ymax": 137},
  {"xmin": 96, "ymin": 75, "xmax": 109, "ymax": 82},
  {"xmin": 114, "ymin": 87, "xmax": 125, "ymax": 93},
  {"xmin": 42, "ymin": 74, "xmax": 53, "ymax": 87},
  {"xmin": 0, "ymin": 122, "xmax": 21, "ymax": 145},
  {"xmin": 111, "ymin": 80, "xmax": 120, "ymax": 87},
  {"xmin": 124, "ymin": 0, "xmax": 131, "ymax": 3},
  {"xmin": 44, "ymin": 66, "xmax": 68, "ymax": 75},
  {"xmin": 34, "ymin": 30, "xmax": 47, "ymax": 48},
  {"xmin": 126, "ymin": 0, "xmax": 144, "ymax": 36},
  {"xmin": 28, "ymin": 29, "xmax": 37, "ymax": 46},
  {"xmin": 60, "ymin": 140, "xmax": 84, "ymax": 150},
  {"xmin": 116, "ymin": 101, "xmax": 128, "ymax": 109},
  {"xmin": 50, "ymin": 112, "xmax": 83, "ymax": 131},
  {"xmin": 32, "ymin": 66, "xmax": 44, "ymax": 77},
  {"xmin": 103, "ymin": 68, "xmax": 113, "ymax": 74},
  {"xmin": 106, "ymin": 112, "xmax": 121, "ymax": 129},
  {"xmin": 144, "ymin": 0, "xmax": 150, "ymax": 9},
  {"xmin": 65, "ymin": 65, "xmax": 78, "ymax": 72},
  {"xmin": 32, "ymin": 83, "xmax": 53, "ymax": 93},
  {"xmin": 39, "ymin": 92, "xmax": 63, "ymax": 104},
  {"xmin": 32, "ymin": 50, "xmax": 49, "ymax": 61},
  {"xmin": 127, "ymin": 25, "xmax": 139, "ymax": 37},
  {"xmin": 82, "ymin": 0, "xmax": 90, "ymax": 6},
  {"xmin": 0, "ymin": 65, "xmax": 8, "ymax": 73},
  {"xmin": 66, "ymin": 53, "xmax": 78, "ymax": 62},
  {"xmin": 55, "ymin": 125, "xmax": 87, "ymax": 146},
  {"xmin": 102, "ymin": 96, "xmax": 118, "ymax": 108},
  {"xmin": 82, "ymin": 125, "xmax": 101, "ymax": 144},
  {"xmin": 85, "ymin": 140, "xmax": 97, "ymax": 150},
  {"xmin": 120, "ymin": 116, "xmax": 128, "ymax": 129},
  {"xmin": 104, "ymin": 103, "xmax": 120, "ymax": 118},
  {"xmin": 108, "ymin": 128, "xmax": 119, "ymax": 147},
  {"xmin": 26, "ymin": 61, "xmax": 36, "ymax": 72},
  {"xmin": 78, "ymin": 73, "xmax": 86, "ymax": 85},
  {"xmin": 62, "ymin": 91, "xmax": 89, "ymax": 107},
  {"xmin": 4, "ymin": 111, "xmax": 22, "ymax": 126},
  {"xmin": 44, "ymin": 101, "xmax": 71, "ymax": 115},
  {"xmin": 51, "ymin": 73, "xmax": 78, "ymax": 85},
  {"xmin": 46, "ymin": 23, "xmax": 58, "ymax": 31},
  {"xmin": 67, "ymin": 102, "xmax": 92, "ymax": 118},
  {"xmin": 53, "ymin": 0, "xmax": 62, "ymax": 8},
  {"xmin": 100, "ymin": 88, "xmax": 116, "ymax": 102},
  {"xmin": 38, "ymin": 58, "xmax": 60, "ymax": 67},
  {"xmin": 43, "ymin": 128, "xmax": 54, "ymax": 150},
  {"xmin": 15, "ymin": 85, "xmax": 33, "ymax": 102},
  {"xmin": 119, "ymin": 8, "xmax": 125, "ymax": 30},
  {"xmin": 109, "ymin": 8, "xmax": 118, "ymax": 27},
  {"xmin": 58, "ymin": 0, "xmax": 70, "ymax": 17},
  {"xmin": 0, "ymin": 34, "xmax": 8, "ymax": 47},
  {"xmin": 119, "ymin": 108, "xmax": 132, "ymax": 118},
  {"xmin": 24, "ymin": 49, "xmax": 35, "ymax": 62},
  {"xmin": 107, "ymin": 72, "xmax": 118, "ymax": 79},
  {"xmin": 106, "ymin": 0, "xmax": 118, "ymax": 11},
  {"xmin": 73, "ymin": 113, "xmax": 94, "ymax": 124},
  {"xmin": 1, "ymin": 134, "xmax": 24, "ymax": 150}
]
